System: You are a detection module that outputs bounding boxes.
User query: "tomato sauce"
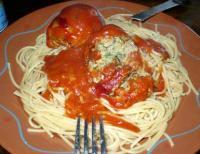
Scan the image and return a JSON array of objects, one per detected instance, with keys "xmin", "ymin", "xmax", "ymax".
[
  {"xmin": 42, "ymin": 90, "xmax": 52, "ymax": 100},
  {"xmin": 133, "ymin": 35, "xmax": 169, "ymax": 59},
  {"xmin": 44, "ymin": 23, "xmax": 144, "ymax": 132},
  {"xmin": 43, "ymin": 45, "xmax": 140, "ymax": 132},
  {"xmin": 87, "ymin": 24, "xmax": 129, "ymax": 45},
  {"xmin": 105, "ymin": 76, "xmax": 153, "ymax": 109},
  {"xmin": 154, "ymin": 74, "xmax": 165, "ymax": 92},
  {"xmin": 43, "ymin": 5, "xmax": 168, "ymax": 132},
  {"xmin": 95, "ymin": 65, "xmax": 132, "ymax": 95}
]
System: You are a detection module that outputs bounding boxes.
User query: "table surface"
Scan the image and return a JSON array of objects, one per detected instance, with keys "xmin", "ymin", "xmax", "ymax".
[{"xmin": 0, "ymin": 0, "xmax": 200, "ymax": 153}]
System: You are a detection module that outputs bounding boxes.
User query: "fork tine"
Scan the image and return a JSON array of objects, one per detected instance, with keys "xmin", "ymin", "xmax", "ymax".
[
  {"xmin": 84, "ymin": 120, "xmax": 89, "ymax": 154},
  {"xmin": 74, "ymin": 116, "xmax": 107, "ymax": 154},
  {"xmin": 92, "ymin": 116, "xmax": 97, "ymax": 154},
  {"xmin": 74, "ymin": 116, "xmax": 80, "ymax": 154},
  {"xmin": 99, "ymin": 116, "xmax": 107, "ymax": 154}
]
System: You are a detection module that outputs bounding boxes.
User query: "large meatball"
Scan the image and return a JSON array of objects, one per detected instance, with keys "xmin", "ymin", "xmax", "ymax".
[{"xmin": 47, "ymin": 4, "xmax": 104, "ymax": 48}]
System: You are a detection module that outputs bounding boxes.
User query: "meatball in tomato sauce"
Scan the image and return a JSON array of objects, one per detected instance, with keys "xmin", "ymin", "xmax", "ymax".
[{"xmin": 47, "ymin": 4, "xmax": 104, "ymax": 48}]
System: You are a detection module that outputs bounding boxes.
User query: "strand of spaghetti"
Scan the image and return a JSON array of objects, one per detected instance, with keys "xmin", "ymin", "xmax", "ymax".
[{"xmin": 163, "ymin": 133, "xmax": 174, "ymax": 147}]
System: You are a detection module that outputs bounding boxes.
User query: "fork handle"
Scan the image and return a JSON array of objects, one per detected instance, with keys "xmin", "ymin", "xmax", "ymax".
[
  {"xmin": 132, "ymin": 0, "xmax": 190, "ymax": 21},
  {"xmin": 173, "ymin": 0, "xmax": 189, "ymax": 5}
]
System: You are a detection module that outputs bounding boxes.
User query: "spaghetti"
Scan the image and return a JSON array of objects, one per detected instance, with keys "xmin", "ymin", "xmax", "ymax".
[{"xmin": 9, "ymin": 12, "xmax": 198, "ymax": 154}]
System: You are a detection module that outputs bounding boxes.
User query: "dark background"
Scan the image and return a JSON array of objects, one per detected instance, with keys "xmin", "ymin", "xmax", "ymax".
[{"xmin": 0, "ymin": 0, "xmax": 200, "ymax": 153}]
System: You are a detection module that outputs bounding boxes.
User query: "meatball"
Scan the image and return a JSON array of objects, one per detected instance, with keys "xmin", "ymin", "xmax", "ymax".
[{"xmin": 47, "ymin": 4, "xmax": 104, "ymax": 48}]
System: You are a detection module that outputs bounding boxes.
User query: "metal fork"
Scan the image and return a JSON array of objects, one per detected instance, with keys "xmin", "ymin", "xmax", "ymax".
[{"xmin": 74, "ymin": 116, "xmax": 107, "ymax": 154}]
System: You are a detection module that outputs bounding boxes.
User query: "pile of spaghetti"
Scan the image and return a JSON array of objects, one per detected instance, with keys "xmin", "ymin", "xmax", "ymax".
[{"xmin": 10, "ymin": 4, "xmax": 198, "ymax": 154}]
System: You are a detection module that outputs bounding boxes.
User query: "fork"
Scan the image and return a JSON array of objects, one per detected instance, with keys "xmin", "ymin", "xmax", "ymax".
[
  {"xmin": 132, "ymin": 0, "xmax": 188, "ymax": 22},
  {"xmin": 74, "ymin": 116, "xmax": 107, "ymax": 154}
]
